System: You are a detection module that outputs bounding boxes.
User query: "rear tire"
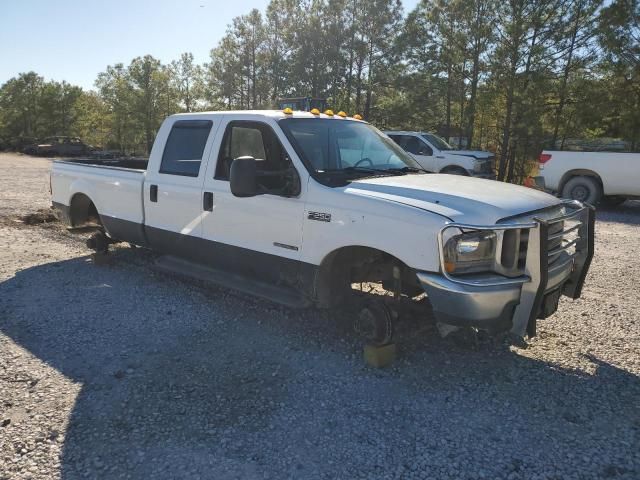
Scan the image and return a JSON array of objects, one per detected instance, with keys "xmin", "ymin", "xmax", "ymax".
[{"xmin": 561, "ymin": 176, "xmax": 602, "ymax": 205}]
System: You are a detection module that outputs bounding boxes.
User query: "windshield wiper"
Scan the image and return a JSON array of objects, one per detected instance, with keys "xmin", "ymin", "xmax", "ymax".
[
  {"xmin": 385, "ymin": 166, "xmax": 429, "ymax": 174},
  {"xmin": 319, "ymin": 166, "xmax": 398, "ymax": 177}
]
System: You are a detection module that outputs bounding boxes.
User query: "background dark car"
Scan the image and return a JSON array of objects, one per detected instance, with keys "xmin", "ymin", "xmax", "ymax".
[
  {"xmin": 7, "ymin": 136, "xmax": 39, "ymax": 153},
  {"xmin": 24, "ymin": 136, "xmax": 93, "ymax": 156}
]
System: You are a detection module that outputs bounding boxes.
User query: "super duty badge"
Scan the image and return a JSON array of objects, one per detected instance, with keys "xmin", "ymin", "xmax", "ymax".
[{"xmin": 308, "ymin": 211, "xmax": 331, "ymax": 222}]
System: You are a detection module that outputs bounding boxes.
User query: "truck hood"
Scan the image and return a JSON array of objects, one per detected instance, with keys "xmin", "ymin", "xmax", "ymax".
[
  {"xmin": 346, "ymin": 174, "xmax": 559, "ymax": 224},
  {"xmin": 446, "ymin": 149, "xmax": 494, "ymax": 159}
]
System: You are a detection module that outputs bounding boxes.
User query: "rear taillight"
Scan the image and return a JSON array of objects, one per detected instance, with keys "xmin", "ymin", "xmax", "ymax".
[{"xmin": 539, "ymin": 153, "xmax": 552, "ymax": 169}]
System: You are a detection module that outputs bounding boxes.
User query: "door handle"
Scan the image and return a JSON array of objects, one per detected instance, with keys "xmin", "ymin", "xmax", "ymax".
[
  {"xmin": 203, "ymin": 191, "xmax": 214, "ymax": 211},
  {"xmin": 150, "ymin": 184, "xmax": 158, "ymax": 202}
]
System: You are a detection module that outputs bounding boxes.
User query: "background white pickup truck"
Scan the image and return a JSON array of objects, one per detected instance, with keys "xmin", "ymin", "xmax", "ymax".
[
  {"xmin": 51, "ymin": 110, "xmax": 593, "ymax": 343},
  {"xmin": 537, "ymin": 150, "xmax": 640, "ymax": 206},
  {"xmin": 384, "ymin": 131, "xmax": 495, "ymax": 178}
]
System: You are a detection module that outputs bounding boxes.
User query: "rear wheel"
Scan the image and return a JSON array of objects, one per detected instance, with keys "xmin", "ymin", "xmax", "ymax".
[{"xmin": 561, "ymin": 176, "xmax": 602, "ymax": 205}]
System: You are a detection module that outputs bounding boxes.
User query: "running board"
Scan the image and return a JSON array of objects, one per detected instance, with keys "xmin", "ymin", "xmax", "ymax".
[{"xmin": 154, "ymin": 255, "xmax": 310, "ymax": 309}]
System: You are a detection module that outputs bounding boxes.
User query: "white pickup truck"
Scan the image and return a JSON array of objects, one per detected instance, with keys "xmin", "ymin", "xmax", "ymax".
[
  {"xmin": 536, "ymin": 150, "xmax": 640, "ymax": 206},
  {"xmin": 51, "ymin": 110, "xmax": 594, "ymax": 343},
  {"xmin": 384, "ymin": 131, "xmax": 495, "ymax": 178}
]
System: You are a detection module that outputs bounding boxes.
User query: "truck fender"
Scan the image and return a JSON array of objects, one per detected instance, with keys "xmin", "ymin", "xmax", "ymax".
[
  {"xmin": 66, "ymin": 178, "xmax": 102, "ymax": 227},
  {"xmin": 558, "ymin": 169, "xmax": 603, "ymax": 193},
  {"xmin": 313, "ymin": 245, "xmax": 422, "ymax": 308}
]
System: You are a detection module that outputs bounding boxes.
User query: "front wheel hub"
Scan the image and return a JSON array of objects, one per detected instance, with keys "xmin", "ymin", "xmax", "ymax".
[{"xmin": 354, "ymin": 301, "xmax": 393, "ymax": 346}]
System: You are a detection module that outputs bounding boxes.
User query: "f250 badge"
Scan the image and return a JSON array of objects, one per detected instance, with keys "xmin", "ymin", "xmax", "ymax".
[{"xmin": 308, "ymin": 211, "xmax": 332, "ymax": 222}]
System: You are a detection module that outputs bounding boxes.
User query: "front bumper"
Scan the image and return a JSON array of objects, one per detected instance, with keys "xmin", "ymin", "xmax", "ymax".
[{"xmin": 418, "ymin": 202, "xmax": 595, "ymax": 336}]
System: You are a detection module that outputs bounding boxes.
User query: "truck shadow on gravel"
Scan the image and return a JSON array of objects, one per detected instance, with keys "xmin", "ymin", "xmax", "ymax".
[
  {"xmin": 596, "ymin": 200, "xmax": 640, "ymax": 226},
  {"xmin": 1, "ymin": 250, "xmax": 639, "ymax": 479}
]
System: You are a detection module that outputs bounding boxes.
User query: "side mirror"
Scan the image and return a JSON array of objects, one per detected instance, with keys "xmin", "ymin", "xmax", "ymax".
[{"xmin": 230, "ymin": 156, "xmax": 259, "ymax": 197}]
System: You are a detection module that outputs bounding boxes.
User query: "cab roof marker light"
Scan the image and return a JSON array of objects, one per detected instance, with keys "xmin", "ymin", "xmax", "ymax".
[
  {"xmin": 324, "ymin": 109, "xmax": 334, "ymax": 116},
  {"xmin": 282, "ymin": 107, "xmax": 293, "ymax": 115},
  {"xmin": 337, "ymin": 111, "xmax": 347, "ymax": 118},
  {"xmin": 353, "ymin": 114, "xmax": 363, "ymax": 120},
  {"xmin": 310, "ymin": 108, "xmax": 320, "ymax": 115}
]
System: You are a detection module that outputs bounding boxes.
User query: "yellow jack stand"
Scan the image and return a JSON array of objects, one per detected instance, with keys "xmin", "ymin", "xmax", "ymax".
[{"xmin": 363, "ymin": 343, "xmax": 397, "ymax": 368}]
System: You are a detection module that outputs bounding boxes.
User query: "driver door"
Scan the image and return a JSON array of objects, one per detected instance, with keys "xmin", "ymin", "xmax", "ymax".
[
  {"xmin": 401, "ymin": 135, "xmax": 435, "ymax": 172},
  {"xmin": 200, "ymin": 117, "xmax": 307, "ymax": 286}
]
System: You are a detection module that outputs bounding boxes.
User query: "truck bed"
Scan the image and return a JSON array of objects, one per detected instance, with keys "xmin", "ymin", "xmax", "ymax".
[
  {"xmin": 539, "ymin": 150, "xmax": 640, "ymax": 197},
  {"xmin": 51, "ymin": 157, "xmax": 147, "ymax": 242}
]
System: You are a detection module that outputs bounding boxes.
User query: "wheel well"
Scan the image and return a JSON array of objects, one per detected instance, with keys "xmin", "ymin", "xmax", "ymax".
[
  {"xmin": 314, "ymin": 246, "xmax": 421, "ymax": 308},
  {"xmin": 69, "ymin": 193, "xmax": 101, "ymax": 227},
  {"xmin": 559, "ymin": 169, "xmax": 603, "ymax": 193}
]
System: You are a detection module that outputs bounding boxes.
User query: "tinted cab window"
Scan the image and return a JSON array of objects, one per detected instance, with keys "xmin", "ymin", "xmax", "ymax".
[
  {"xmin": 160, "ymin": 120, "xmax": 213, "ymax": 177},
  {"xmin": 388, "ymin": 134, "xmax": 433, "ymax": 156}
]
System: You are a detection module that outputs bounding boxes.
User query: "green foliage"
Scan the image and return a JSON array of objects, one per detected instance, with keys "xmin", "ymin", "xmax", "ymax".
[{"xmin": 0, "ymin": 0, "xmax": 637, "ymax": 173}]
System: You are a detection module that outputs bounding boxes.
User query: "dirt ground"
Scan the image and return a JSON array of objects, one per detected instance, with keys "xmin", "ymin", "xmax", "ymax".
[{"xmin": 0, "ymin": 152, "xmax": 638, "ymax": 480}]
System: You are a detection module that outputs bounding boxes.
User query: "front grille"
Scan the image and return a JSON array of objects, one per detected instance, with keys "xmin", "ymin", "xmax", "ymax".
[
  {"xmin": 517, "ymin": 228, "xmax": 529, "ymax": 270},
  {"xmin": 497, "ymin": 204, "xmax": 583, "ymax": 275},
  {"xmin": 493, "ymin": 227, "xmax": 528, "ymax": 277},
  {"xmin": 439, "ymin": 201, "xmax": 592, "ymax": 291},
  {"xmin": 478, "ymin": 158, "xmax": 495, "ymax": 173}
]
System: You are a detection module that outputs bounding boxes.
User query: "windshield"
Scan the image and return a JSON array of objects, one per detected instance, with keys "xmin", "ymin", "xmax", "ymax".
[
  {"xmin": 422, "ymin": 133, "xmax": 454, "ymax": 151},
  {"xmin": 279, "ymin": 119, "xmax": 423, "ymax": 177}
]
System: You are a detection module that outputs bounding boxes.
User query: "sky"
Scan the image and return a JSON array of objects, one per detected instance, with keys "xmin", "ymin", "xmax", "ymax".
[{"xmin": 1, "ymin": 0, "xmax": 421, "ymax": 91}]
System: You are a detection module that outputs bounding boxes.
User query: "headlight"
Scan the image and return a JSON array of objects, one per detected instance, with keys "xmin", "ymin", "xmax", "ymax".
[{"xmin": 443, "ymin": 230, "xmax": 496, "ymax": 275}]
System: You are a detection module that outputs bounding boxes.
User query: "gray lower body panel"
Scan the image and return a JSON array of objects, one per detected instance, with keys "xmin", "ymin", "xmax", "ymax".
[
  {"xmin": 417, "ymin": 272, "xmax": 521, "ymax": 332},
  {"xmin": 417, "ymin": 254, "xmax": 575, "ymax": 333},
  {"xmin": 51, "ymin": 203, "xmax": 320, "ymax": 307}
]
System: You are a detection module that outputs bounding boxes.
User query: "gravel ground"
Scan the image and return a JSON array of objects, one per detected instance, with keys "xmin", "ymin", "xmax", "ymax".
[{"xmin": 0, "ymin": 152, "xmax": 638, "ymax": 480}]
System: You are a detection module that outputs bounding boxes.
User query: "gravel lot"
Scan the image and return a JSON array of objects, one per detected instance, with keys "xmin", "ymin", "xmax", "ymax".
[{"xmin": 0, "ymin": 152, "xmax": 638, "ymax": 480}]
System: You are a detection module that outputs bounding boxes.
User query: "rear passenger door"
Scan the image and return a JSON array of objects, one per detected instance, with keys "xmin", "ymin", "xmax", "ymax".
[{"xmin": 143, "ymin": 118, "xmax": 219, "ymax": 255}]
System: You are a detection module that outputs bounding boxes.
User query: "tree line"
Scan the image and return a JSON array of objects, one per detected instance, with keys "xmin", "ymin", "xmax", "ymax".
[{"xmin": 0, "ymin": 0, "xmax": 637, "ymax": 182}]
